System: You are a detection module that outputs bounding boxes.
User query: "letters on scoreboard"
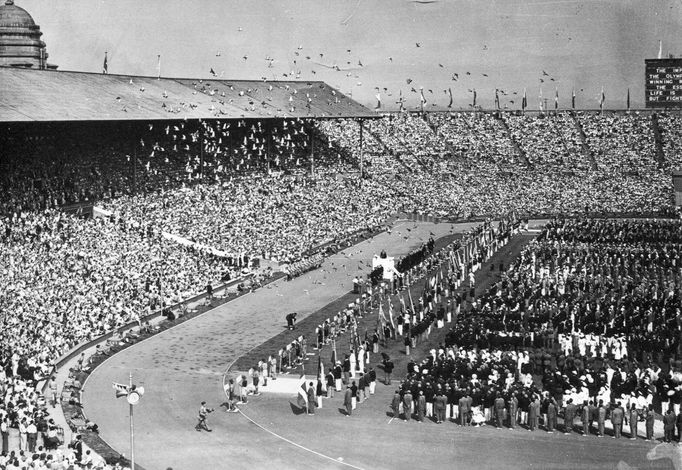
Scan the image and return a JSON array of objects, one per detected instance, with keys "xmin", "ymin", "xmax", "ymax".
[{"xmin": 645, "ymin": 59, "xmax": 682, "ymax": 108}]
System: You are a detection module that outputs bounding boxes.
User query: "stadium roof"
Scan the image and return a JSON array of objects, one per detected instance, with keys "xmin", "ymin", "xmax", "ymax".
[{"xmin": 0, "ymin": 66, "xmax": 377, "ymax": 122}]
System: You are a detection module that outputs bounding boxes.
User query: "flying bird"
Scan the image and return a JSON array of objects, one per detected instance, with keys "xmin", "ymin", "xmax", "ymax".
[{"xmin": 416, "ymin": 43, "xmax": 421, "ymax": 47}]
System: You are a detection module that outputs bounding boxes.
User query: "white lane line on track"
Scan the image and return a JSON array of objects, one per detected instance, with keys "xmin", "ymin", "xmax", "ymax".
[
  {"xmin": 236, "ymin": 409, "xmax": 366, "ymax": 470},
  {"xmin": 387, "ymin": 417, "xmax": 394, "ymax": 425}
]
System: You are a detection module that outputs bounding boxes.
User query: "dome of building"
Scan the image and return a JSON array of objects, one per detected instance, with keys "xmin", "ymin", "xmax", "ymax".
[
  {"xmin": 0, "ymin": 0, "xmax": 56, "ymax": 69},
  {"xmin": 0, "ymin": 0, "xmax": 36, "ymax": 28}
]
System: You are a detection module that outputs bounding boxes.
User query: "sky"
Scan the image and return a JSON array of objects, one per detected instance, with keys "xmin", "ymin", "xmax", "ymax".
[{"xmin": 18, "ymin": 0, "xmax": 682, "ymax": 110}]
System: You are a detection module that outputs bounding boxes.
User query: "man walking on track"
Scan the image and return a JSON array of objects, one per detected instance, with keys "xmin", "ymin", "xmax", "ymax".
[
  {"xmin": 344, "ymin": 385, "xmax": 353, "ymax": 416},
  {"xmin": 196, "ymin": 401, "xmax": 214, "ymax": 432}
]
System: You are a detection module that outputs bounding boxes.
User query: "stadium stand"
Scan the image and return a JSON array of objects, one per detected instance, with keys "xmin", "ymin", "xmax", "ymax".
[{"xmin": 2, "ymin": 66, "xmax": 682, "ymax": 465}]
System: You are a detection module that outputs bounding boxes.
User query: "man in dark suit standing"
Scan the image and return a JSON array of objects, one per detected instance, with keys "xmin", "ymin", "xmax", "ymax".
[
  {"xmin": 494, "ymin": 393, "xmax": 505, "ymax": 429},
  {"xmin": 509, "ymin": 393, "xmax": 518, "ymax": 429},
  {"xmin": 629, "ymin": 403, "xmax": 639, "ymax": 440},
  {"xmin": 581, "ymin": 401, "xmax": 590, "ymax": 436},
  {"xmin": 435, "ymin": 390, "xmax": 447, "ymax": 424},
  {"xmin": 546, "ymin": 398, "xmax": 557, "ymax": 433},
  {"xmin": 611, "ymin": 402, "xmax": 624, "ymax": 439},
  {"xmin": 391, "ymin": 390, "xmax": 401, "ymax": 418},
  {"xmin": 564, "ymin": 399, "xmax": 576, "ymax": 434},
  {"xmin": 403, "ymin": 389, "xmax": 413, "ymax": 422},
  {"xmin": 588, "ymin": 400, "xmax": 597, "ymax": 434},
  {"xmin": 384, "ymin": 359, "xmax": 394, "ymax": 385},
  {"xmin": 465, "ymin": 391, "xmax": 473, "ymax": 426},
  {"xmin": 333, "ymin": 361, "xmax": 343, "ymax": 391},
  {"xmin": 676, "ymin": 409, "xmax": 682, "ymax": 442},
  {"xmin": 344, "ymin": 385, "xmax": 353, "ymax": 417},
  {"xmin": 597, "ymin": 400, "xmax": 607, "ymax": 437},
  {"xmin": 528, "ymin": 396, "xmax": 540, "ymax": 431},
  {"xmin": 645, "ymin": 405, "xmax": 656, "ymax": 440},
  {"xmin": 417, "ymin": 391, "xmax": 426, "ymax": 422},
  {"xmin": 664, "ymin": 408, "xmax": 676, "ymax": 442},
  {"xmin": 71, "ymin": 434, "xmax": 83, "ymax": 462},
  {"xmin": 459, "ymin": 392, "xmax": 469, "ymax": 426}
]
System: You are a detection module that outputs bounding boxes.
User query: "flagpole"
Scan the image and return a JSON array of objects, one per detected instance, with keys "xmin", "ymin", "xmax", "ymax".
[
  {"xmin": 157, "ymin": 55, "xmax": 161, "ymax": 80},
  {"xmin": 129, "ymin": 372, "xmax": 135, "ymax": 470}
]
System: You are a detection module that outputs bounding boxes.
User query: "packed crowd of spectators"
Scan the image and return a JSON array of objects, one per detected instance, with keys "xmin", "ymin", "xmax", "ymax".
[
  {"xmin": 101, "ymin": 174, "xmax": 399, "ymax": 264},
  {"xmin": 0, "ymin": 208, "xmax": 237, "ymax": 463},
  {"xmin": 502, "ymin": 112, "xmax": 589, "ymax": 170},
  {"xmin": 657, "ymin": 113, "xmax": 682, "ymax": 169},
  {"xmin": 2, "ymin": 110, "xmax": 682, "ymax": 461},
  {"xmin": 429, "ymin": 112, "xmax": 520, "ymax": 168}
]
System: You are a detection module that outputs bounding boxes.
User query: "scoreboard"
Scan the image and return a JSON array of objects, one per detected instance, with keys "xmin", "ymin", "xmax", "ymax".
[{"xmin": 645, "ymin": 59, "xmax": 682, "ymax": 108}]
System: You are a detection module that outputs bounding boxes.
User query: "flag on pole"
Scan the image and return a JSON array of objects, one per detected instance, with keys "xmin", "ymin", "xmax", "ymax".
[
  {"xmin": 102, "ymin": 52, "xmax": 108, "ymax": 74},
  {"xmin": 379, "ymin": 300, "xmax": 389, "ymax": 327},
  {"xmin": 419, "ymin": 87, "xmax": 427, "ymax": 113},
  {"xmin": 397, "ymin": 90, "xmax": 405, "ymax": 112},
  {"xmin": 627, "ymin": 88, "xmax": 630, "ymax": 111},
  {"xmin": 572, "ymin": 88, "xmax": 576, "ymax": 110},
  {"xmin": 539, "ymin": 87, "xmax": 544, "ymax": 113},
  {"xmin": 298, "ymin": 373, "xmax": 308, "ymax": 405},
  {"xmin": 387, "ymin": 299, "xmax": 396, "ymax": 329},
  {"xmin": 331, "ymin": 339, "xmax": 337, "ymax": 366},
  {"xmin": 599, "ymin": 86, "xmax": 605, "ymax": 113},
  {"xmin": 375, "ymin": 91, "xmax": 382, "ymax": 110},
  {"xmin": 473, "ymin": 88, "xmax": 477, "ymax": 108},
  {"xmin": 210, "ymin": 68, "xmax": 217, "ymax": 77},
  {"xmin": 157, "ymin": 54, "xmax": 161, "ymax": 79},
  {"xmin": 658, "ymin": 40, "xmax": 663, "ymax": 59},
  {"xmin": 522, "ymin": 88, "xmax": 527, "ymax": 112},
  {"xmin": 317, "ymin": 353, "xmax": 326, "ymax": 392},
  {"xmin": 495, "ymin": 89, "xmax": 500, "ymax": 110},
  {"xmin": 554, "ymin": 86, "xmax": 558, "ymax": 110},
  {"xmin": 407, "ymin": 287, "xmax": 416, "ymax": 314},
  {"xmin": 112, "ymin": 382, "xmax": 129, "ymax": 399},
  {"xmin": 447, "ymin": 88, "xmax": 453, "ymax": 108}
]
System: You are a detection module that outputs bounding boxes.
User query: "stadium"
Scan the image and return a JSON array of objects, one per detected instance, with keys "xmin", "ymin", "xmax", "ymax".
[{"xmin": 1, "ymin": 0, "xmax": 682, "ymax": 469}]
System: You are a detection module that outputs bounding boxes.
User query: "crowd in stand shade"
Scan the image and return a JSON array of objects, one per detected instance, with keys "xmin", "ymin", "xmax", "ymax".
[{"xmin": 2, "ymin": 110, "xmax": 682, "ymax": 467}]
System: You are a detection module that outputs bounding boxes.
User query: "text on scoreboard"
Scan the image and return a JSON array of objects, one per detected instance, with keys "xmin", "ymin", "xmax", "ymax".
[{"xmin": 645, "ymin": 59, "xmax": 682, "ymax": 108}]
